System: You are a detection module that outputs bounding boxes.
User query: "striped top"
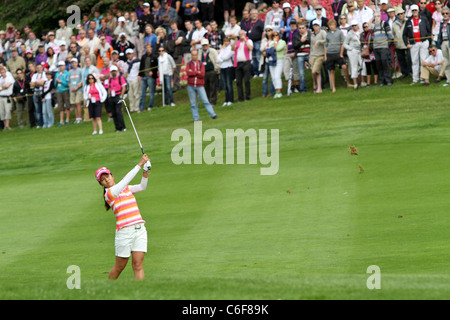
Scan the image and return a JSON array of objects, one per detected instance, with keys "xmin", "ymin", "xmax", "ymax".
[
  {"xmin": 105, "ymin": 186, "xmax": 145, "ymax": 230},
  {"xmin": 104, "ymin": 165, "xmax": 147, "ymax": 230}
]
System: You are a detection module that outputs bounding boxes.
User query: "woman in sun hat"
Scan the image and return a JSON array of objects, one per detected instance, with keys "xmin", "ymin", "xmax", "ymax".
[{"xmin": 95, "ymin": 153, "xmax": 151, "ymax": 280}]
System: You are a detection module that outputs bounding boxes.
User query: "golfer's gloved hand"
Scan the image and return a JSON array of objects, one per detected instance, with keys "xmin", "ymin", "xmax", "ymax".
[{"xmin": 143, "ymin": 160, "xmax": 152, "ymax": 172}]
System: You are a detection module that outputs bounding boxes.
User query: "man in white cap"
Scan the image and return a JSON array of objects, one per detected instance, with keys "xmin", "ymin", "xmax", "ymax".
[
  {"xmin": 403, "ymin": 4, "xmax": 431, "ymax": 84},
  {"xmin": 379, "ymin": 0, "xmax": 389, "ymax": 21},
  {"xmin": 125, "ymin": 48, "xmax": 141, "ymax": 112},
  {"xmin": 114, "ymin": 16, "xmax": 133, "ymax": 39}
]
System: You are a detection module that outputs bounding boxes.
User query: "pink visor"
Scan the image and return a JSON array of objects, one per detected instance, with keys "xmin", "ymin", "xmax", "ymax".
[{"xmin": 95, "ymin": 167, "xmax": 111, "ymax": 181}]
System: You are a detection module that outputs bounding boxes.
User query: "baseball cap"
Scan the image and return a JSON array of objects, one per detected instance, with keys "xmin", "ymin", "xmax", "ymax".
[
  {"xmin": 380, "ymin": 0, "xmax": 388, "ymax": 4},
  {"xmin": 411, "ymin": 4, "xmax": 419, "ymax": 10},
  {"xmin": 282, "ymin": 2, "xmax": 291, "ymax": 9},
  {"xmin": 351, "ymin": 19, "xmax": 359, "ymax": 26},
  {"xmin": 70, "ymin": 57, "xmax": 78, "ymax": 63},
  {"xmin": 201, "ymin": 38, "xmax": 209, "ymax": 45},
  {"xmin": 111, "ymin": 50, "xmax": 119, "ymax": 55},
  {"xmin": 57, "ymin": 61, "xmax": 65, "ymax": 66},
  {"xmin": 110, "ymin": 65, "xmax": 118, "ymax": 72},
  {"xmin": 95, "ymin": 167, "xmax": 111, "ymax": 182},
  {"xmin": 125, "ymin": 48, "xmax": 134, "ymax": 54},
  {"xmin": 118, "ymin": 16, "xmax": 126, "ymax": 22},
  {"xmin": 143, "ymin": 2, "xmax": 150, "ymax": 6},
  {"xmin": 312, "ymin": 19, "xmax": 320, "ymax": 26},
  {"xmin": 265, "ymin": 25, "xmax": 273, "ymax": 30}
]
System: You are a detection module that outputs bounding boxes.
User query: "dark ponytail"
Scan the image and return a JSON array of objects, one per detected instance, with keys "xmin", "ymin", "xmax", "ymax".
[{"xmin": 103, "ymin": 188, "xmax": 111, "ymax": 211}]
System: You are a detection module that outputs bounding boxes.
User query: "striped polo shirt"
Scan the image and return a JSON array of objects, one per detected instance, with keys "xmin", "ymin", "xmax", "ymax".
[{"xmin": 105, "ymin": 185, "xmax": 145, "ymax": 230}]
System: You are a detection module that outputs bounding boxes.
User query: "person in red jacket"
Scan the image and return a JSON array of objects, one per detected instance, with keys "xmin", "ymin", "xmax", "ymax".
[{"xmin": 186, "ymin": 49, "xmax": 218, "ymax": 122}]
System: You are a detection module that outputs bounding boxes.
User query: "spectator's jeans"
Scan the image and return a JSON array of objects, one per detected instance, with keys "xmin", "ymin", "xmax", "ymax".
[
  {"xmin": 33, "ymin": 94, "xmax": 43, "ymax": 127},
  {"xmin": 262, "ymin": 62, "xmax": 275, "ymax": 96},
  {"xmin": 221, "ymin": 67, "xmax": 234, "ymax": 103},
  {"xmin": 42, "ymin": 98, "xmax": 54, "ymax": 128},
  {"xmin": 187, "ymin": 85, "xmax": 216, "ymax": 121},
  {"xmin": 139, "ymin": 76, "xmax": 156, "ymax": 110},
  {"xmin": 296, "ymin": 55, "xmax": 309, "ymax": 92},
  {"xmin": 162, "ymin": 75, "xmax": 174, "ymax": 105},
  {"xmin": 252, "ymin": 40, "xmax": 261, "ymax": 76}
]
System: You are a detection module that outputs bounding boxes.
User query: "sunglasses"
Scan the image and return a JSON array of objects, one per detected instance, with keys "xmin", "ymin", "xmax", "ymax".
[
  {"xmin": 444, "ymin": 12, "xmax": 450, "ymax": 14},
  {"xmin": 429, "ymin": 49, "xmax": 436, "ymax": 53}
]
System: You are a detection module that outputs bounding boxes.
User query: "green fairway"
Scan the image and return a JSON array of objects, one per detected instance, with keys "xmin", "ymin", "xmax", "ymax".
[{"xmin": 1, "ymin": 78, "xmax": 450, "ymax": 300}]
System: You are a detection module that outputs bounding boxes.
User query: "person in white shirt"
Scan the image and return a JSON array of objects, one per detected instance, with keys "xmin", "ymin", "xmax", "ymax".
[
  {"xmin": 0, "ymin": 67, "xmax": 14, "ymax": 130},
  {"xmin": 125, "ymin": 48, "xmax": 141, "ymax": 112},
  {"xmin": 421, "ymin": 45, "xmax": 446, "ymax": 86},
  {"xmin": 224, "ymin": 15, "xmax": 241, "ymax": 45},
  {"xmin": 354, "ymin": 0, "xmax": 374, "ymax": 29},
  {"xmin": 265, "ymin": 0, "xmax": 284, "ymax": 32},
  {"xmin": 158, "ymin": 47, "xmax": 176, "ymax": 106},
  {"xmin": 191, "ymin": 20, "xmax": 207, "ymax": 51},
  {"xmin": 217, "ymin": 37, "xmax": 234, "ymax": 106},
  {"xmin": 55, "ymin": 19, "xmax": 73, "ymax": 46},
  {"xmin": 305, "ymin": 0, "xmax": 327, "ymax": 24}
]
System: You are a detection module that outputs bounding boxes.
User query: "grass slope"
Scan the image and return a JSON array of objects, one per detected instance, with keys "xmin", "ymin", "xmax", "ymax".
[{"xmin": 1, "ymin": 77, "xmax": 450, "ymax": 299}]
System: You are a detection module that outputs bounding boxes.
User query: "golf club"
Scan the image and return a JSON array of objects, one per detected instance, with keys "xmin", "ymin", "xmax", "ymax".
[{"xmin": 119, "ymin": 98, "xmax": 151, "ymax": 170}]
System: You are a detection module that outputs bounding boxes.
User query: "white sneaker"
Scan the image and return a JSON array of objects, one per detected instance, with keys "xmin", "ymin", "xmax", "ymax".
[
  {"xmin": 92, "ymin": 131, "xmax": 98, "ymax": 135},
  {"xmin": 227, "ymin": 102, "xmax": 232, "ymax": 106},
  {"xmin": 99, "ymin": 130, "xmax": 103, "ymax": 135},
  {"xmin": 223, "ymin": 102, "xmax": 228, "ymax": 107},
  {"xmin": 170, "ymin": 103, "xmax": 176, "ymax": 107}
]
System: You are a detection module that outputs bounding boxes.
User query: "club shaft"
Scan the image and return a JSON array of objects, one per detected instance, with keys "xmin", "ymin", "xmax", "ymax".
[{"xmin": 122, "ymin": 99, "xmax": 145, "ymax": 154}]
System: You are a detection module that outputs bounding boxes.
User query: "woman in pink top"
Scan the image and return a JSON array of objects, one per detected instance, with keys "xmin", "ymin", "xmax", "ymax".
[{"xmin": 84, "ymin": 74, "xmax": 107, "ymax": 135}]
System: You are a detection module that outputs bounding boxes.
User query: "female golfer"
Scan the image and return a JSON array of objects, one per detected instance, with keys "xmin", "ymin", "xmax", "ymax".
[{"xmin": 95, "ymin": 154, "xmax": 151, "ymax": 280}]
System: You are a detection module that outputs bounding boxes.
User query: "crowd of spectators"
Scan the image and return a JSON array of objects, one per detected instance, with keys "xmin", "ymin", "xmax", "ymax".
[{"xmin": 0, "ymin": 0, "xmax": 447, "ymax": 131}]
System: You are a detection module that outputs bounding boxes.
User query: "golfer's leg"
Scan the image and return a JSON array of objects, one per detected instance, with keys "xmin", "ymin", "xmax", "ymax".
[
  {"xmin": 109, "ymin": 256, "xmax": 128, "ymax": 280},
  {"xmin": 131, "ymin": 251, "xmax": 145, "ymax": 280}
]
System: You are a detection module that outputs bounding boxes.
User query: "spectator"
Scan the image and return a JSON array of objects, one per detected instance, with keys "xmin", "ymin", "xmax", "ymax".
[
  {"xmin": 185, "ymin": 49, "xmax": 217, "ymax": 121},
  {"xmin": 98, "ymin": 18, "xmax": 114, "ymax": 43},
  {"xmin": 268, "ymin": 30, "xmax": 285, "ymax": 98},
  {"xmin": 86, "ymin": 29, "xmax": 100, "ymax": 56},
  {"xmin": 165, "ymin": 20, "xmax": 184, "ymax": 92},
  {"xmin": 99, "ymin": 56, "xmax": 113, "ymax": 120},
  {"xmin": 372, "ymin": 10, "xmax": 393, "ymax": 86},
  {"xmin": 200, "ymin": 38, "xmax": 220, "ymax": 106},
  {"xmin": 93, "ymin": 10, "xmax": 104, "ymax": 31},
  {"xmin": 12, "ymin": 68, "xmax": 28, "ymax": 128},
  {"xmin": 344, "ymin": 20, "xmax": 363, "ymax": 89},
  {"xmin": 125, "ymin": 48, "xmax": 141, "ymax": 112},
  {"xmin": 68, "ymin": 42, "xmax": 82, "ymax": 65},
  {"xmin": 7, "ymin": 48, "xmax": 26, "ymax": 80},
  {"xmin": 309, "ymin": 6, "xmax": 329, "ymax": 30},
  {"xmin": 421, "ymin": 44, "xmax": 445, "ymax": 85},
  {"xmin": 158, "ymin": 46, "xmax": 176, "ymax": 106},
  {"xmin": 129, "ymin": 12, "xmax": 142, "ymax": 56},
  {"xmin": 224, "ymin": 16, "xmax": 241, "ymax": 46},
  {"xmin": 325, "ymin": 19, "xmax": 349, "ymax": 93},
  {"xmin": 419, "ymin": 0, "xmax": 433, "ymax": 30},
  {"xmin": 191, "ymin": 19, "xmax": 207, "ymax": 50},
  {"xmin": 106, "ymin": 11, "xmax": 118, "ymax": 33},
  {"xmin": 361, "ymin": 21, "xmax": 378, "ymax": 87},
  {"xmin": 244, "ymin": 0, "xmax": 267, "ymax": 13},
  {"xmin": 56, "ymin": 19, "xmax": 73, "ymax": 46},
  {"xmin": 111, "ymin": 50, "xmax": 127, "ymax": 74},
  {"xmin": 432, "ymin": 1, "xmax": 444, "ymax": 43},
  {"xmin": 114, "ymin": 16, "xmax": 133, "ymax": 39},
  {"xmin": 261, "ymin": 24, "xmax": 276, "ymax": 97},
  {"xmin": 232, "ymin": 29, "xmax": 253, "ymax": 102},
  {"xmin": 393, "ymin": 7, "xmax": 412, "ymax": 79},
  {"xmin": 243, "ymin": 9, "xmax": 265, "ymax": 77},
  {"xmin": 438, "ymin": 6, "xmax": 450, "ymax": 86},
  {"xmin": 153, "ymin": 0, "xmax": 164, "ymax": 27},
  {"xmin": 41, "ymin": 72, "xmax": 55, "ymax": 128},
  {"xmin": 30, "ymin": 62, "xmax": 46, "ymax": 127},
  {"xmin": 159, "ymin": 1, "xmax": 179, "ymax": 33},
  {"xmin": 294, "ymin": 0, "xmax": 312, "ymax": 25},
  {"xmin": 182, "ymin": 20, "xmax": 195, "ymax": 63},
  {"xmin": 206, "ymin": 20, "xmax": 226, "ymax": 51},
  {"xmin": 331, "ymin": 0, "xmax": 347, "ymax": 21},
  {"xmin": 25, "ymin": 62, "xmax": 37, "ymax": 128},
  {"xmin": 46, "ymin": 47, "xmax": 58, "ymax": 73},
  {"xmin": 223, "ymin": 0, "xmax": 236, "ymax": 29},
  {"xmin": 84, "ymin": 73, "xmax": 107, "ymax": 135},
  {"xmin": 96, "ymin": 35, "xmax": 113, "ymax": 69},
  {"xmin": 138, "ymin": 3, "xmax": 155, "ymax": 49},
  {"xmin": 280, "ymin": 2, "xmax": 295, "ymax": 36},
  {"xmin": 310, "ymin": 20, "xmax": 326, "ymax": 93},
  {"xmin": 155, "ymin": 26, "xmax": 167, "ymax": 50},
  {"xmin": 0, "ymin": 67, "xmax": 14, "ymax": 130},
  {"xmin": 25, "ymin": 31, "xmax": 40, "ymax": 54},
  {"xmin": 139, "ymin": 43, "xmax": 158, "ymax": 111},
  {"xmin": 217, "ymin": 37, "xmax": 234, "ymax": 106},
  {"xmin": 35, "ymin": 44, "xmax": 47, "ymax": 65},
  {"xmin": 57, "ymin": 43, "xmax": 68, "ymax": 66},
  {"xmin": 68, "ymin": 58, "xmax": 84, "ymax": 124},
  {"xmin": 114, "ymin": 33, "xmax": 135, "ymax": 62},
  {"xmin": 354, "ymin": 0, "xmax": 374, "ymax": 29},
  {"xmin": 265, "ymin": 0, "xmax": 284, "ymax": 32},
  {"xmin": 107, "ymin": 65, "xmax": 127, "ymax": 132},
  {"xmin": 284, "ymin": 19, "xmax": 301, "ymax": 93},
  {"xmin": 403, "ymin": 4, "xmax": 431, "ymax": 84},
  {"xmin": 182, "ymin": 0, "xmax": 199, "ymax": 22},
  {"xmin": 341, "ymin": 1, "xmax": 356, "ymax": 24},
  {"xmin": 306, "ymin": 0, "xmax": 327, "ymax": 24},
  {"xmin": 143, "ymin": 24, "xmax": 158, "ymax": 53},
  {"xmin": 54, "ymin": 61, "xmax": 71, "ymax": 126},
  {"xmin": 379, "ymin": 0, "xmax": 389, "ymax": 21},
  {"xmin": 293, "ymin": 22, "xmax": 311, "ymax": 93}
]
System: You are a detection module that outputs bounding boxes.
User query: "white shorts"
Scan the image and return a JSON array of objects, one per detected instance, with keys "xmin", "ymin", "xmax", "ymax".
[{"xmin": 115, "ymin": 223, "xmax": 147, "ymax": 258}]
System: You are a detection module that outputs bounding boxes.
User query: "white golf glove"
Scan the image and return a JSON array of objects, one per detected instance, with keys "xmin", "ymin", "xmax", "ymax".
[{"xmin": 143, "ymin": 160, "xmax": 152, "ymax": 172}]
